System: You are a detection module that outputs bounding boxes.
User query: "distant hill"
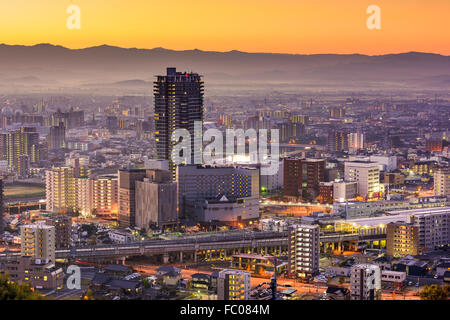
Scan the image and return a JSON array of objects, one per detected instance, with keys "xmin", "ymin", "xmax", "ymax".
[{"xmin": 0, "ymin": 44, "xmax": 448, "ymax": 93}]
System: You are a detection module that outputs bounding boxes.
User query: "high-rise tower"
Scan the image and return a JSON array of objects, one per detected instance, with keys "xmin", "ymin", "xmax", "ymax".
[{"xmin": 154, "ymin": 67, "xmax": 204, "ymax": 178}]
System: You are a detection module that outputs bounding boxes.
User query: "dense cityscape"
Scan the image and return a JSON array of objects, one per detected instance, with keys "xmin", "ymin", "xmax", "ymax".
[
  {"xmin": 0, "ymin": 1, "xmax": 449, "ymax": 310},
  {"xmin": 0, "ymin": 65, "xmax": 448, "ymax": 302}
]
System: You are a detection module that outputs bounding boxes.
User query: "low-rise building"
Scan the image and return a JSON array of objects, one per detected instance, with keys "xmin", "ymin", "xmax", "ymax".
[
  {"xmin": 0, "ymin": 256, "xmax": 64, "ymax": 291},
  {"xmin": 217, "ymin": 270, "xmax": 251, "ymax": 300},
  {"xmin": 381, "ymin": 270, "xmax": 406, "ymax": 284},
  {"xmin": 386, "ymin": 222, "xmax": 419, "ymax": 257},
  {"xmin": 350, "ymin": 264, "xmax": 381, "ymax": 300}
]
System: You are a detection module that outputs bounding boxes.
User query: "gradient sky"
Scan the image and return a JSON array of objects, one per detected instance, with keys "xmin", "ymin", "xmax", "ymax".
[{"xmin": 0, "ymin": 0, "xmax": 449, "ymax": 54}]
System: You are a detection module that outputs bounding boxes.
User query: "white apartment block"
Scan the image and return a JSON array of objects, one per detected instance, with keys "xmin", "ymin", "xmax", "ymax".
[
  {"xmin": 75, "ymin": 176, "xmax": 91, "ymax": 216},
  {"xmin": 407, "ymin": 207, "xmax": 450, "ymax": 250},
  {"xmin": 288, "ymin": 224, "xmax": 320, "ymax": 278},
  {"xmin": 20, "ymin": 221, "xmax": 55, "ymax": 264},
  {"xmin": 333, "ymin": 180, "xmax": 358, "ymax": 202},
  {"xmin": 217, "ymin": 270, "xmax": 251, "ymax": 300},
  {"xmin": 46, "ymin": 166, "xmax": 75, "ymax": 213},
  {"xmin": 350, "ymin": 264, "xmax": 381, "ymax": 300},
  {"xmin": 369, "ymin": 155, "xmax": 398, "ymax": 171},
  {"xmin": 344, "ymin": 161, "xmax": 380, "ymax": 199},
  {"xmin": 348, "ymin": 132, "xmax": 364, "ymax": 151},
  {"xmin": 434, "ymin": 168, "xmax": 450, "ymax": 197}
]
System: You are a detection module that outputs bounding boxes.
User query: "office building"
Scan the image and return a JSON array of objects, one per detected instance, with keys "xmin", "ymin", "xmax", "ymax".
[
  {"xmin": 344, "ymin": 161, "xmax": 380, "ymax": 200},
  {"xmin": 20, "ymin": 221, "xmax": 55, "ymax": 264},
  {"xmin": 329, "ymin": 106, "xmax": 345, "ymax": 119},
  {"xmin": 411, "ymin": 160, "xmax": 437, "ymax": 176},
  {"xmin": 135, "ymin": 169, "xmax": 177, "ymax": 230},
  {"xmin": 283, "ymin": 158, "xmax": 325, "ymax": 200},
  {"xmin": 333, "ymin": 197, "xmax": 448, "ymax": 219},
  {"xmin": 75, "ymin": 176, "xmax": 91, "ymax": 216},
  {"xmin": 44, "ymin": 215, "xmax": 72, "ymax": 249},
  {"xmin": 348, "ymin": 132, "xmax": 364, "ymax": 151},
  {"xmin": 407, "ymin": 207, "xmax": 450, "ymax": 251},
  {"xmin": 434, "ymin": 168, "xmax": 450, "ymax": 197},
  {"xmin": 290, "ymin": 115, "xmax": 309, "ymax": 125},
  {"xmin": 328, "ymin": 131, "xmax": 348, "ymax": 152},
  {"xmin": 47, "ymin": 122, "xmax": 66, "ymax": 150},
  {"xmin": 188, "ymin": 195, "xmax": 259, "ymax": 226},
  {"xmin": 425, "ymin": 139, "xmax": 444, "ymax": 152},
  {"xmin": 177, "ymin": 165, "xmax": 259, "ymax": 224},
  {"xmin": 260, "ymin": 160, "xmax": 284, "ymax": 192},
  {"xmin": 318, "ymin": 182, "xmax": 333, "ymax": 203},
  {"xmin": 118, "ymin": 169, "xmax": 147, "ymax": 228},
  {"xmin": 369, "ymin": 155, "xmax": 397, "ymax": 171},
  {"xmin": 217, "ymin": 270, "xmax": 251, "ymax": 300},
  {"xmin": 154, "ymin": 67, "xmax": 204, "ymax": 178},
  {"xmin": 0, "ymin": 256, "xmax": 64, "ymax": 291},
  {"xmin": 333, "ymin": 180, "xmax": 358, "ymax": 202},
  {"xmin": 386, "ymin": 222, "xmax": 419, "ymax": 257},
  {"xmin": 51, "ymin": 108, "xmax": 84, "ymax": 129},
  {"xmin": 46, "ymin": 166, "xmax": 75, "ymax": 213},
  {"xmin": 383, "ymin": 172, "xmax": 405, "ymax": 186},
  {"xmin": 0, "ymin": 126, "xmax": 40, "ymax": 170},
  {"xmin": 350, "ymin": 264, "xmax": 381, "ymax": 300},
  {"xmin": 17, "ymin": 154, "xmax": 30, "ymax": 178},
  {"xmin": 91, "ymin": 175, "xmax": 118, "ymax": 217},
  {"xmin": 288, "ymin": 224, "xmax": 320, "ymax": 278},
  {"xmin": 218, "ymin": 114, "xmax": 231, "ymax": 128}
]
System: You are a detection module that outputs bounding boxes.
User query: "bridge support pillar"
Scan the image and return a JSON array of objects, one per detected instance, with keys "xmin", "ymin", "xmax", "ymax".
[
  {"xmin": 163, "ymin": 253, "xmax": 169, "ymax": 264},
  {"xmin": 194, "ymin": 251, "xmax": 198, "ymax": 263},
  {"xmin": 179, "ymin": 251, "xmax": 183, "ymax": 263}
]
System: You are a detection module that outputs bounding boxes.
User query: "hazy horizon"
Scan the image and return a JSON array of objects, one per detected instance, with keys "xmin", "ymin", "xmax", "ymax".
[{"xmin": 1, "ymin": 42, "xmax": 449, "ymax": 57}]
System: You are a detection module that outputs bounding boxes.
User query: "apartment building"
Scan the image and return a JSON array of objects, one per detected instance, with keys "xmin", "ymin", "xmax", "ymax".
[
  {"xmin": 217, "ymin": 270, "xmax": 251, "ymax": 300},
  {"xmin": 20, "ymin": 221, "xmax": 55, "ymax": 263},
  {"xmin": 350, "ymin": 264, "xmax": 381, "ymax": 300},
  {"xmin": 288, "ymin": 224, "xmax": 320, "ymax": 279},
  {"xmin": 344, "ymin": 161, "xmax": 380, "ymax": 200}
]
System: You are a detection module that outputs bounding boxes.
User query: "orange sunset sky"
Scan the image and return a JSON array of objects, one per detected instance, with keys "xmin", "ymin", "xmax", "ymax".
[{"xmin": 0, "ymin": 0, "xmax": 449, "ymax": 55}]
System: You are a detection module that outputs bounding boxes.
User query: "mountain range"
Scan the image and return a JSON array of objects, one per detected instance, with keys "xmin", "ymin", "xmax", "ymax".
[{"xmin": 0, "ymin": 44, "xmax": 449, "ymax": 93}]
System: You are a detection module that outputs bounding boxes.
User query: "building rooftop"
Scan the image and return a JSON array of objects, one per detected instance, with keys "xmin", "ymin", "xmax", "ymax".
[{"xmin": 104, "ymin": 264, "xmax": 131, "ymax": 273}]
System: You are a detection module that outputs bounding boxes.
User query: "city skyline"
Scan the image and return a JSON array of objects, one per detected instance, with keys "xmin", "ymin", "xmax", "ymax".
[{"xmin": 0, "ymin": 0, "xmax": 449, "ymax": 305}]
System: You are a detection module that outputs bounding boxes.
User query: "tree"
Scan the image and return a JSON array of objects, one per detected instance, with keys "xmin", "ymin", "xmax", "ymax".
[
  {"xmin": 0, "ymin": 273, "xmax": 44, "ymax": 300},
  {"xmin": 339, "ymin": 277, "xmax": 346, "ymax": 285},
  {"xmin": 419, "ymin": 284, "xmax": 449, "ymax": 300},
  {"xmin": 83, "ymin": 288, "xmax": 95, "ymax": 300},
  {"xmin": 142, "ymin": 277, "xmax": 150, "ymax": 289}
]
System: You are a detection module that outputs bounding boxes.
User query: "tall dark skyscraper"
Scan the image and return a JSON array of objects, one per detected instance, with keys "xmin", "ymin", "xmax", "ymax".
[{"xmin": 154, "ymin": 67, "xmax": 204, "ymax": 178}]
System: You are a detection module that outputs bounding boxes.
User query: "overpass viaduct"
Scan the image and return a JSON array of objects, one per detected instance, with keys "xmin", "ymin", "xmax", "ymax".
[{"xmin": 0, "ymin": 231, "xmax": 386, "ymax": 263}]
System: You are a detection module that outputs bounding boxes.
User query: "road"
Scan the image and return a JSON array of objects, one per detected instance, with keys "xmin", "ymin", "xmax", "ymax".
[
  {"xmin": 130, "ymin": 262, "xmax": 328, "ymax": 296},
  {"xmin": 129, "ymin": 262, "xmax": 421, "ymax": 300}
]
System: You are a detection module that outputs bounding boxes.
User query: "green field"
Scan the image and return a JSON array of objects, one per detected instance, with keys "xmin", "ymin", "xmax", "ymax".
[{"xmin": 4, "ymin": 182, "xmax": 46, "ymax": 201}]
